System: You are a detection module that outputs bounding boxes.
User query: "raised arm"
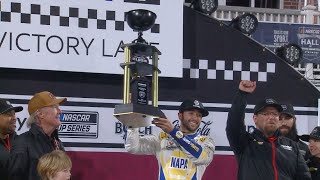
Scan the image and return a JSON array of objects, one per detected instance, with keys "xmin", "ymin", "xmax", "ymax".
[
  {"xmin": 226, "ymin": 81, "xmax": 256, "ymax": 155},
  {"xmin": 124, "ymin": 128, "xmax": 160, "ymax": 155}
]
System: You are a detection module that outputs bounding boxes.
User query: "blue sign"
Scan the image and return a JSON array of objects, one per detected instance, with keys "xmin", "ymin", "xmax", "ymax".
[{"xmin": 252, "ymin": 23, "xmax": 320, "ymax": 64}]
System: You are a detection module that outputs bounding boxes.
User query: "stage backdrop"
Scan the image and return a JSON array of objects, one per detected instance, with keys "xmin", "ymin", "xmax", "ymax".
[
  {"xmin": 0, "ymin": 0, "xmax": 183, "ymax": 77},
  {"xmin": 0, "ymin": 4, "xmax": 319, "ymax": 180}
]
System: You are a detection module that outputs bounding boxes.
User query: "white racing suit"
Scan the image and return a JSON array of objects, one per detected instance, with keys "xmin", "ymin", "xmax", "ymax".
[{"xmin": 125, "ymin": 128, "xmax": 215, "ymax": 180}]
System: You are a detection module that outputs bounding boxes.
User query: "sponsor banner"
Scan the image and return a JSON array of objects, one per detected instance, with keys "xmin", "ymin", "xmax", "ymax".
[
  {"xmin": 0, "ymin": 0, "xmax": 183, "ymax": 77},
  {"xmin": 59, "ymin": 111, "xmax": 99, "ymax": 138},
  {"xmin": 3, "ymin": 94, "xmax": 316, "ymax": 154},
  {"xmin": 251, "ymin": 22, "xmax": 320, "ymax": 64}
]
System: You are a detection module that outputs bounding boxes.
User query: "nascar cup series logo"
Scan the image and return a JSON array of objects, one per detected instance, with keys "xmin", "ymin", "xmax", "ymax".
[{"xmin": 59, "ymin": 111, "xmax": 99, "ymax": 138}]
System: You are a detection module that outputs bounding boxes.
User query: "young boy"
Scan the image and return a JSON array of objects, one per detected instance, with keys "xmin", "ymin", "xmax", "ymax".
[{"xmin": 37, "ymin": 150, "xmax": 72, "ymax": 180}]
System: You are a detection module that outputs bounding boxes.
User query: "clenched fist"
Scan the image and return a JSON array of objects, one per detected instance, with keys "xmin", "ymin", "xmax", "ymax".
[{"xmin": 239, "ymin": 80, "xmax": 256, "ymax": 93}]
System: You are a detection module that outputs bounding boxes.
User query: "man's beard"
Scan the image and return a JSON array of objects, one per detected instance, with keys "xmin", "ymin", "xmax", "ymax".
[
  {"xmin": 181, "ymin": 115, "xmax": 200, "ymax": 133},
  {"xmin": 280, "ymin": 122, "xmax": 298, "ymax": 141},
  {"xmin": 263, "ymin": 125, "xmax": 278, "ymax": 137}
]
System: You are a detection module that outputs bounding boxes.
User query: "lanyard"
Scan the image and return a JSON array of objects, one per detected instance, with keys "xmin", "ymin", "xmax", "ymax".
[{"xmin": 1, "ymin": 135, "xmax": 10, "ymax": 152}]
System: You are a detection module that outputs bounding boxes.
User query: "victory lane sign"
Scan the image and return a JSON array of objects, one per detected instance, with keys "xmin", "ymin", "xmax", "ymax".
[{"xmin": 0, "ymin": 31, "xmax": 159, "ymax": 58}]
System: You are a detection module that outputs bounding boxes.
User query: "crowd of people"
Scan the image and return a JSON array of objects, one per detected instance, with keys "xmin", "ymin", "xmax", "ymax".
[
  {"xmin": 126, "ymin": 80, "xmax": 320, "ymax": 180},
  {"xmin": 0, "ymin": 91, "xmax": 71, "ymax": 180},
  {"xmin": 0, "ymin": 80, "xmax": 320, "ymax": 179}
]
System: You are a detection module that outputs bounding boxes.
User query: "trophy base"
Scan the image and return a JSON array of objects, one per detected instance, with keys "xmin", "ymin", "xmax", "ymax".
[{"xmin": 114, "ymin": 103, "xmax": 165, "ymax": 128}]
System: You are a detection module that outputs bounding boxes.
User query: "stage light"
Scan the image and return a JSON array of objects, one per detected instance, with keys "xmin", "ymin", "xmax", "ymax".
[
  {"xmin": 230, "ymin": 13, "xmax": 258, "ymax": 35},
  {"xmin": 190, "ymin": 0, "xmax": 218, "ymax": 16},
  {"xmin": 276, "ymin": 43, "xmax": 303, "ymax": 65}
]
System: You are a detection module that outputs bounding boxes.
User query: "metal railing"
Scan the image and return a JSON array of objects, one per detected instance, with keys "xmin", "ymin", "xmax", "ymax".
[{"xmin": 212, "ymin": 5, "xmax": 306, "ymax": 23}]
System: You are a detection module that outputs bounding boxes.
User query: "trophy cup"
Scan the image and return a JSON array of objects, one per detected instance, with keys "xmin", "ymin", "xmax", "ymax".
[{"xmin": 113, "ymin": 9, "xmax": 165, "ymax": 128}]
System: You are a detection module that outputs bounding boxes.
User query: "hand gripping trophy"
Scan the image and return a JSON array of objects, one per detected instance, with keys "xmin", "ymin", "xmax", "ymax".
[{"xmin": 113, "ymin": 9, "xmax": 165, "ymax": 128}]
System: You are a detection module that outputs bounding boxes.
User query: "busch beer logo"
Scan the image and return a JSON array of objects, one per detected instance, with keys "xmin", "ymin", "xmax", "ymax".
[{"xmin": 115, "ymin": 122, "xmax": 153, "ymax": 140}]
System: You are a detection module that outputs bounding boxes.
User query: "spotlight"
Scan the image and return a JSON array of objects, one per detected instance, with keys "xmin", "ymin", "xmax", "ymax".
[
  {"xmin": 276, "ymin": 43, "xmax": 303, "ymax": 65},
  {"xmin": 190, "ymin": 0, "xmax": 218, "ymax": 16},
  {"xmin": 230, "ymin": 13, "xmax": 258, "ymax": 35}
]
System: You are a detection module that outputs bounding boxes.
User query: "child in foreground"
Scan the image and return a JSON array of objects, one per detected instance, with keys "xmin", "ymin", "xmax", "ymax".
[{"xmin": 37, "ymin": 150, "xmax": 72, "ymax": 180}]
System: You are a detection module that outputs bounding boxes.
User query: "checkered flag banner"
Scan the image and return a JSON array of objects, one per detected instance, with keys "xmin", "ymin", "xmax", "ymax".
[
  {"xmin": 183, "ymin": 59, "xmax": 276, "ymax": 82},
  {"xmin": 0, "ymin": 1, "xmax": 160, "ymax": 32},
  {"xmin": 124, "ymin": 0, "xmax": 160, "ymax": 5}
]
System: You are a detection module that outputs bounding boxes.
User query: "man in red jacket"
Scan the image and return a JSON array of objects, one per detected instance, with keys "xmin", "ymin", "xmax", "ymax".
[{"xmin": 226, "ymin": 80, "xmax": 311, "ymax": 180}]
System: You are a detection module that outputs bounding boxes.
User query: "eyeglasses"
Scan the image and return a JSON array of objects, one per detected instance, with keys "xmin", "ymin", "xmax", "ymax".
[{"xmin": 258, "ymin": 112, "xmax": 280, "ymax": 118}]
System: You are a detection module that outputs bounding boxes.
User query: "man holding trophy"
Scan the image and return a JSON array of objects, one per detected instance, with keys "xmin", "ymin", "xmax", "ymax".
[
  {"xmin": 125, "ymin": 99, "xmax": 215, "ymax": 180},
  {"xmin": 113, "ymin": 9, "xmax": 214, "ymax": 179}
]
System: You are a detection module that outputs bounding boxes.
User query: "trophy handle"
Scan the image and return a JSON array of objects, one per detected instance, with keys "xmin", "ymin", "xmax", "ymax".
[
  {"xmin": 123, "ymin": 47, "xmax": 131, "ymax": 104},
  {"xmin": 152, "ymin": 51, "xmax": 159, "ymax": 107}
]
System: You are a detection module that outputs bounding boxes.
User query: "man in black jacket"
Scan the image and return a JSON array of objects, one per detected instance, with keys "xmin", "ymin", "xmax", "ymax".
[
  {"xmin": 279, "ymin": 103, "xmax": 310, "ymax": 160},
  {"xmin": 226, "ymin": 80, "xmax": 311, "ymax": 180},
  {"xmin": 301, "ymin": 126, "xmax": 320, "ymax": 180},
  {"xmin": 9, "ymin": 91, "xmax": 66, "ymax": 180},
  {"xmin": 0, "ymin": 99, "xmax": 23, "ymax": 180}
]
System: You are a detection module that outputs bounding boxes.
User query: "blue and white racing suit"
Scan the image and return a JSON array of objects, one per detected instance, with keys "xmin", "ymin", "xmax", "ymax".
[{"xmin": 125, "ymin": 128, "xmax": 215, "ymax": 180}]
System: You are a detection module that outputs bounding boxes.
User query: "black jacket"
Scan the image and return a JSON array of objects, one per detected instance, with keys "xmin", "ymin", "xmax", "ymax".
[
  {"xmin": 307, "ymin": 156, "xmax": 320, "ymax": 180},
  {"xmin": 8, "ymin": 124, "xmax": 64, "ymax": 180},
  {"xmin": 296, "ymin": 138, "xmax": 311, "ymax": 161},
  {"xmin": 0, "ymin": 132, "xmax": 17, "ymax": 180},
  {"xmin": 287, "ymin": 134, "xmax": 311, "ymax": 161},
  {"xmin": 226, "ymin": 90, "xmax": 311, "ymax": 180}
]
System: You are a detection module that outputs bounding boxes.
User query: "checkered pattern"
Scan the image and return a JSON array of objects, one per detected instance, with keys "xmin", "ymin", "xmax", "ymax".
[
  {"xmin": 124, "ymin": 0, "xmax": 160, "ymax": 5},
  {"xmin": 0, "ymin": 2, "xmax": 160, "ymax": 33},
  {"xmin": 183, "ymin": 59, "xmax": 276, "ymax": 82}
]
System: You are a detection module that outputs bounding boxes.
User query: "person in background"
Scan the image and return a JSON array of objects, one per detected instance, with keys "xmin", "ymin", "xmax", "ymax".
[
  {"xmin": 9, "ymin": 91, "xmax": 66, "ymax": 180},
  {"xmin": 279, "ymin": 103, "xmax": 310, "ymax": 160},
  {"xmin": 0, "ymin": 99, "xmax": 23, "ymax": 180},
  {"xmin": 301, "ymin": 126, "xmax": 320, "ymax": 180},
  {"xmin": 226, "ymin": 80, "xmax": 311, "ymax": 180},
  {"xmin": 37, "ymin": 150, "xmax": 72, "ymax": 180}
]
